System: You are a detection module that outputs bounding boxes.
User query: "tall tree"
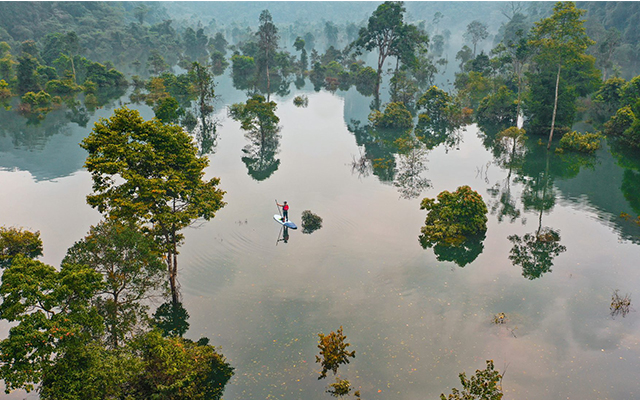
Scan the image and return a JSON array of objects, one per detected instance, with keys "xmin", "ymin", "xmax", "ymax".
[
  {"xmin": 81, "ymin": 107, "xmax": 226, "ymax": 305},
  {"xmin": 256, "ymin": 10, "xmax": 279, "ymax": 95},
  {"xmin": 463, "ymin": 20, "xmax": 489, "ymax": 56},
  {"xmin": 351, "ymin": 1, "xmax": 408, "ymax": 103},
  {"xmin": 529, "ymin": 1, "xmax": 598, "ymax": 149},
  {"xmin": 63, "ymin": 220, "xmax": 165, "ymax": 348}
]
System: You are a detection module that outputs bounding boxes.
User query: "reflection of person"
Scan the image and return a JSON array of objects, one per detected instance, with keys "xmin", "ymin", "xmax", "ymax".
[
  {"xmin": 277, "ymin": 201, "xmax": 289, "ymax": 221},
  {"xmin": 283, "ymin": 227, "xmax": 289, "ymax": 243}
]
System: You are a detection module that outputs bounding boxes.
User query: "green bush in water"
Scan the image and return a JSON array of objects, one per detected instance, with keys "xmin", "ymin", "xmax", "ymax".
[
  {"xmin": 556, "ymin": 131, "xmax": 603, "ymax": 154},
  {"xmin": 301, "ymin": 210, "xmax": 323, "ymax": 234}
]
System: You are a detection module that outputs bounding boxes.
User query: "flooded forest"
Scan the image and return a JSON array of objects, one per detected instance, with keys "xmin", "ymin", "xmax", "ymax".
[{"xmin": 1, "ymin": 1, "xmax": 640, "ymax": 399}]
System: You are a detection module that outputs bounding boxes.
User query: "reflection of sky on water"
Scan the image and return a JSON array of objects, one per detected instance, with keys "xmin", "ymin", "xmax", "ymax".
[{"xmin": 2, "ymin": 85, "xmax": 640, "ymax": 399}]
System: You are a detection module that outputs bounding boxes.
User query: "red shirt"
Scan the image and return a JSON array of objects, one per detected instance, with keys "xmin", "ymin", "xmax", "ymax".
[{"xmin": 283, "ymin": 205, "xmax": 289, "ymax": 211}]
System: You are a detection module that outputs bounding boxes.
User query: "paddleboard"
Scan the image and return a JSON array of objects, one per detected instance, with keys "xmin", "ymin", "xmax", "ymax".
[{"xmin": 273, "ymin": 214, "xmax": 297, "ymax": 229}]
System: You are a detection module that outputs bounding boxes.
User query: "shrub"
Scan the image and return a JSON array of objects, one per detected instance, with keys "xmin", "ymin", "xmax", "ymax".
[
  {"xmin": 369, "ymin": 101, "xmax": 413, "ymax": 129},
  {"xmin": 557, "ymin": 131, "xmax": 603, "ymax": 154},
  {"xmin": 420, "ymin": 185, "xmax": 488, "ymax": 247},
  {"xmin": 293, "ymin": 95, "xmax": 308, "ymax": 107},
  {"xmin": 301, "ymin": 210, "xmax": 323, "ymax": 234}
]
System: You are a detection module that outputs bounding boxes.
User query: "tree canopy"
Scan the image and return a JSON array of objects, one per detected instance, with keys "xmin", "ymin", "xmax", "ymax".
[{"xmin": 81, "ymin": 107, "xmax": 226, "ymax": 305}]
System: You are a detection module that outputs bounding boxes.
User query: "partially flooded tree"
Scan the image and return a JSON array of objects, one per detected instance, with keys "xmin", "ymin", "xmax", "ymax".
[
  {"xmin": 420, "ymin": 186, "xmax": 488, "ymax": 246},
  {"xmin": 351, "ymin": 1, "xmax": 410, "ymax": 103},
  {"xmin": 81, "ymin": 107, "xmax": 226, "ymax": 305},
  {"xmin": 528, "ymin": 1, "xmax": 599, "ymax": 149},
  {"xmin": 440, "ymin": 360, "xmax": 503, "ymax": 400},
  {"xmin": 256, "ymin": 10, "xmax": 279, "ymax": 95},
  {"xmin": 316, "ymin": 326, "xmax": 356, "ymax": 379},
  {"xmin": 610, "ymin": 290, "xmax": 632, "ymax": 318}
]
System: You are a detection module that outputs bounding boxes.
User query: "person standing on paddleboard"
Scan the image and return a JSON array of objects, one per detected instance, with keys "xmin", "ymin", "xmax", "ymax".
[{"xmin": 277, "ymin": 201, "xmax": 289, "ymax": 221}]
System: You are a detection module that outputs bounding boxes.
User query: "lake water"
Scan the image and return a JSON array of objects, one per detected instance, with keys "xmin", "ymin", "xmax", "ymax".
[{"xmin": 1, "ymin": 76, "xmax": 640, "ymax": 399}]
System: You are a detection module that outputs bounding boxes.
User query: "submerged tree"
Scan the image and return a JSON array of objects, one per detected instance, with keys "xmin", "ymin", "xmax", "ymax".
[
  {"xmin": 316, "ymin": 326, "xmax": 356, "ymax": 380},
  {"xmin": 351, "ymin": 1, "xmax": 418, "ymax": 104},
  {"xmin": 81, "ymin": 107, "xmax": 226, "ymax": 305},
  {"xmin": 420, "ymin": 186, "xmax": 488, "ymax": 246},
  {"xmin": 440, "ymin": 360, "xmax": 503, "ymax": 400}
]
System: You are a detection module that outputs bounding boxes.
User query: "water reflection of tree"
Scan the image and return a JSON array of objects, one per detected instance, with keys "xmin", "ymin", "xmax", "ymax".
[
  {"xmin": 508, "ymin": 228, "xmax": 566, "ymax": 279},
  {"xmin": 393, "ymin": 136, "xmax": 431, "ymax": 199},
  {"xmin": 510, "ymin": 147, "xmax": 568, "ymax": 279},
  {"xmin": 428, "ymin": 232, "xmax": 486, "ymax": 267},
  {"xmin": 241, "ymin": 130, "xmax": 281, "ymax": 181},
  {"xmin": 486, "ymin": 127, "xmax": 527, "ymax": 223},
  {"xmin": 0, "ymin": 107, "xmax": 69, "ymax": 149},
  {"xmin": 414, "ymin": 112, "xmax": 464, "ymax": 152},
  {"xmin": 347, "ymin": 119, "xmax": 399, "ymax": 182},
  {"xmin": 229, "ymin": 94, "xmax": 281, "ymax": 181}
]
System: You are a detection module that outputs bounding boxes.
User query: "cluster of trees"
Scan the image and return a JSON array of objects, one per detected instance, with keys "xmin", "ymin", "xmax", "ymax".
[
  {"xmin": 0, "ymin": 103, "xmax": 232, "ymax": 398},
  {"xmin": 0, "ymin": 36, "xmax": 127, "ymax": 119}
]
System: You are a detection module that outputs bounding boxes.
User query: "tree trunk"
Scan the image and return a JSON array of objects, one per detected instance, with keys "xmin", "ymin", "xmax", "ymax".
[
  {"xmin": 69, "ymin": 53, "xmax": 77, "ymax": 84},
  {"xmin": 547, "ymin": 64, "xmax": 561, "ymax": 150},
  {"xmin": 266, "ymin": 49, "xmax": 271, "ymax": 98}
]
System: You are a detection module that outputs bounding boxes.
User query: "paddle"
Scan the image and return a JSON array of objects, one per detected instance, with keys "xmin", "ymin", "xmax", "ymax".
[{"xmin": 275, "ymin": 199, "xmax": 283, "ymax": 220}]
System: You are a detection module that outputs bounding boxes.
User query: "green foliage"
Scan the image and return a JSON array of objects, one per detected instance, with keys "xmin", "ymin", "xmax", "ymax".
[
  {"xmin": 327, "ymin": 378, "xmax": 352, "ymax": 398},
  {"xmin": 147, "ymin": 50, "xmax": 169, "ymax": 75},
  {"xmin": 229, "ymin": 94, "xmax": 279, "ymax": 137},
  {"xmin": 463, "ymin": 20, "xmax": 489, "ymax": 55},
  {"xmin": 44, "ymin": 79, "xmax": 79, "ymax": 95},
  {"xmin": 440, "ymin": 360, "xmax": 503, "ymax": 400},
  {"xmin": 62, "ymin": 220, "xmax": 165, "ymax": 348},
  {"xmin": 153, "ymin": 301, "xmax": 190, "ymax": 338},
  {"xmin": 354, "ymin": 66, "xmax": 378, "ymax": 96},
  {"xmin": 301, "ymin": 210, "xmax": 323, "ymax": 234},
  {"xmin": 557, "ymin": 130, "xmax": 603, "ymax": 154},
  {"xmin": 417, "ymin": 85, "xmax": 454, "ymax": 125},
  {"xmin": 604, "ymin": 105, "xmax": 634, "ymax": 136},
  {"xmin": 419, "ymin": 185, "xmax": 488, "ymax": 246},
  {"xmin": 129, "ymin": 330, "xmax": 234, "ymax": 400},
  {"xmin": 81, "ymin": 107, "xmax": 226, "ymax": 304},
  {"xmin": 293, "ymin": 95, "xmax": 308, "ymax": 107},
  {"xmin": 0, "ymin": 226, "xmax": 43, "ymax": 269},
  {"xmin": 594, "ymin": 76, "xmax": 626, "ymax": 110},
  {"xmin": 351, "ymin": 1, "xmax": 422, "ymax": 98},
  {"xmin": 526, "ymin": 1, "xmax": 600, "ymax": 136},
  {"xmin": 231, "ymin": 54, "xmax": 257, "ymax": 87},
  {"xmin": 210, "ymin": 50, "xmax": 228, "ymax": 76},
  {"xmin": 476, "ymin": 86, "xmax": 517, "ymax": 126},
  {"xmin": 369, "ymin": 101, "xmax": 413, "ymax": 129},
  {"xmin": 0, "ymin": 257, "xmax": 104, "ymax": 393},
  {"xmin": 316, "ymin": 326, "xmax": 356, "ymax": 380},
  {"xmin": 153, "ymin": 96, "xmax": 182, "ymax": 124},
  {"xmin": 16, "ymin": 54, "xmax": 40, "ymax": 94}
]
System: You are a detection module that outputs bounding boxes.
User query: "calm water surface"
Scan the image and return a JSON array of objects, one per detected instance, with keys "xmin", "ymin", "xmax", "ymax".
[{"xmin": 1, "ymin": 79, "xmax": 639, "ymax": 400}]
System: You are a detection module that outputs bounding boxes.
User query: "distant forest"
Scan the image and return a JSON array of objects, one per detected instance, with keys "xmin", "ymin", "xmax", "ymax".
[{"xmin": 1, "ymin": 2, "xmax": 639, "ymax": 77}]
